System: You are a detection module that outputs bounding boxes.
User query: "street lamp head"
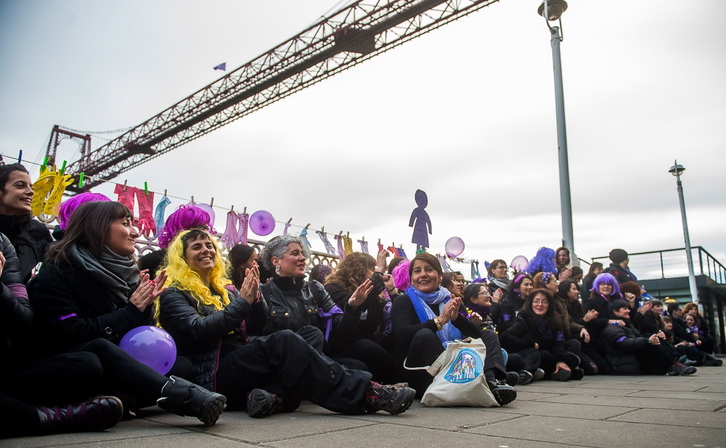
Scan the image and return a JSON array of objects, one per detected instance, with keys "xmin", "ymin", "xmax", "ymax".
[
  {"xmin": 669, "ymin": 163, "xmax": 685, "ymax": 177},
  {"xmin": 538, "ymin": 0, "xmax": 568, "ymax": 21}
]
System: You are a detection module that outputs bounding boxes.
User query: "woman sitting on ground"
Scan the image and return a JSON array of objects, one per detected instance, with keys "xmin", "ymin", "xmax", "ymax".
[
  {"xmin": 461, "ymin": 282, "xmax": 497, "ymax": 331},
  {"xmin": 499, "ymin": 289, "xmax": 582, "ymax": 382},
  {"xmin": 681, "ymin": 303, "xmax": 715, "ymax": 354},
  {"xmin": 441, "ymin": 271, "xmax": 465, "ymax": 299},
  {"xmin": 486, "ymin": 259, "xmax": 510, "ymax": 306},
  {"xmin": 390, "ymin": 253, "xmax": 516, "ymax": 405},
  {"xmin": 156, "ymin": 228, "xmax": 415, "ymax": 418},
  {"xmin": 323, "ymin": 252, "xmax": 398, "ymax": 383},
  {"xmin": 28, "ymin": 202, "xmax": 226, "ymax": 426},
  {"xmin": 228, "ymin": 243, "xmax": 258, "ymax": 290},
  {"xmin": 0, "ymin": 163, "xmax": 53, "ymax": 283},
  {"xmin": 497, "ymin": 273, "xmax": 534, "ymax": 333}
]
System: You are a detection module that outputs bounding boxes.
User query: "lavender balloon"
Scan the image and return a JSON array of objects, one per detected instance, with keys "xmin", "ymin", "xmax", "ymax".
[
  {"xmin": 249, "ymin": 210, "xmax": 276, "ymax": 236},
  {"xmin": 445, "ymin": 237, "xmax": 465, "ymax": 257},
  {"xmin": 119, "ymin": 326, "xmax": 177, "ymax": 375},
  {"xmin": 510, "ymin": 255, "xmax": 529, "ymax": 272}
]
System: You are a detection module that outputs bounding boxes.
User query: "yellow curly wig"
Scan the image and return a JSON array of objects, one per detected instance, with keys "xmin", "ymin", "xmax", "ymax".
[{"xmin": 157, "ymin": 229, "xmax": 232, "ymax": 316}]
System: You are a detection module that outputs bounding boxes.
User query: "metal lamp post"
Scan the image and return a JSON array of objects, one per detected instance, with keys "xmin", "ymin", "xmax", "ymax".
[
  {"xmin": 669, "ymin": 161, "xmax": 699, "ymax": 304},
  {"xmin": 538, "ymin": 0, "xmax": 575, "ymax": 261}
]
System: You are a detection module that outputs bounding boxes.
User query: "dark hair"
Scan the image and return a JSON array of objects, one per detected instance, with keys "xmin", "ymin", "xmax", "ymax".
[
  {"xmin": 0, "ymin": 163, "xmax": 29, "ymax": 192},
  {"xmin": 46, "ymin": 201, "xmax": 132, "ymax": 264},
  {"xmin": 586, "ymin": 262, "xmax": 603, "ymax": 278},
  {"xmin": 619, "ymin": 281, "xmax": 641, "ymax": 297},
  {"xmin": 509, "ymin": 273, "xmax": 533, "ymax": 296},
  {"xmin": 523, "ymin": 288, "xmax": 556, "ymax": 320},
  {"xmin": 463, "ymin": 283, "xmax": 486, "ymax": 305},
  {"xmin": 569, "ymin": 266, "xmax": 583, "ymax": 278},
  {"xmin": 555, "ymin": 247, "xmax": 570, "ymax": 267},
  {"xmin": 557, "ymin": 279, "xmax": 577, "ymax": 299},
  {"xmin": 441, "ymin": 272, "xmax": 456, "ymax": 291},
  {"xmin": 487, "ymin": 259, "xmax": 507, "ymax": 277},
  {"xmin": 228, "ymin": 244, "xmax": 255, "ymax": 289},
  {"xmin": 409, "ymin": 252, "xmax": 443, "ymax": 279},
  {"xmin": 608, "ymin": 299, "xmax": 630, "ymax": 317},
  {"xmin": 667, "ymin": 302, "xmax": 681, "ymax": 315}
]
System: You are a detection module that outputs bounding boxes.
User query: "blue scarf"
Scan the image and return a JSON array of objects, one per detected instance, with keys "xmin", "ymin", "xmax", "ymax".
[{"xmin": 406, "ymin": 285, "xmax": 463, "ymax": 346}]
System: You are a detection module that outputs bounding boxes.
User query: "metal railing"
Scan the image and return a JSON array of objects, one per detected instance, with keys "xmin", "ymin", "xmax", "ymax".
[{"xmin": 592, "ymin": 246, "xmax": 726, "ymax": 284}]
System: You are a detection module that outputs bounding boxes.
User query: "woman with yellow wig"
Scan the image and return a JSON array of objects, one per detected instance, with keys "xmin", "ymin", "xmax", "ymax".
[{"xmin": 157, "ymin": 229, "xmax": 415, "ymax": 418}]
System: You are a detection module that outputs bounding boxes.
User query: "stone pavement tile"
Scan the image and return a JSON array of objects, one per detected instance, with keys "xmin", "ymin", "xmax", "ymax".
[
  {"xmin": 496, "ymin": 401, "xmax": 636, "ymax": 420},
  {"xmin": 264, "ymin": 421, "xmax": 569, "ymax": 448},
  {"xmin": 522, "ymin": 384, "xmax": 643, "ymax": 396},
  {"xmin": 340, "ymin": 402, "xmax": 518, "ymax": 430},
  {"xmin": 624, "ymin": 390, "xmax": 726, "ymax": 401},
  {"xmin": 467, "ymin": 415, "xmax": 726, "ymax": 448},
  {"xmin": 2, "ymin": 418, "xmax": 192, "ymax": 448},
  {"xmin": 609, "ymin": 408, "xmax": 726, "ymax": 429},
  {"xmin": 531, "ymin": 392, "xmax": 726, "ymax": 412}
]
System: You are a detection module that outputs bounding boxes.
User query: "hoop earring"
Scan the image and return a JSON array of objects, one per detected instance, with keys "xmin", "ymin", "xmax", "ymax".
[{"xmin": 275, "ymin": 265, "xmax": 281, "ymax": 275}]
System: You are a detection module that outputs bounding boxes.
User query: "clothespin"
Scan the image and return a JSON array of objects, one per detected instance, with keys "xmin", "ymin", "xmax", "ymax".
[
  {"xmin": 144, "ymin": 182, "xmax": 149, "ymax": 195},
  {"xmin": 210, "ymin": 197, "xmax": 214, "ymax": 207},
  {"xmin": 243, "ymin": 206, "xmax": 247, "ymax": 214},
  {"xmin": 164, "ymin": 189, "xmax": 167, "ymax": 196},
  {"xmin": 338, "ymin": 231, "xmax": 343, "ymax": 237},
  {"xmin": 305, "ymin": 223, "xmax": 310, "ymax": 229},
  {"xmin": 17, "ymin": 150, "xmax": 22, "ymax": 164},
  {"xmin": 78, "ymin": 172, "xmax": 85, "ymax": 188},
  {"xmin": 40, "ymin": 157, "xmax": 49, "ymax": 173},
  {"xmin": 378, "ymin": 238, "xmax": 381, "ymax": 244},
  {"xmin": 231, "ymin": 205, "xmax": 234, "ymax": 212},
  {"xmin": 286, "ymin": 218, "xmax": 292, "ymax": 225},
  {"xmin": 346, "ymin": 232, "xmax": 350, "ymax": 238},
  {"xmin": 191, "ymin": 196, "xmax": 195, "ymax": 204},
  {"xmin": 361, "ymin": 236, "xmax": 365, "ymax": 241},
  {"xmin": 321, "ymin": 226, "xmax": 325, "ymax": 233},
  {"xmin": 60, "ymin": 160, "xmax": 67, "ymax": 176},
  {"xmin": 123, "ymin": 180, "xmax": 128, "ymax": 191}
]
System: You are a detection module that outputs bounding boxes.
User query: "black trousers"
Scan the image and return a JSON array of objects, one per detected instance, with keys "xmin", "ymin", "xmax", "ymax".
[
  {"xmin": 328, "ymin": 338, "xmax": 399, "ymax": 384},
  {"xmin": 216, "ymin": 329, "xmax": 372, "ymax": 413}
]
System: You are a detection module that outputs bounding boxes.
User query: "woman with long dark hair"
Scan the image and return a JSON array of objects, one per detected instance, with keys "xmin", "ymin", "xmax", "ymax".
[
  {"xmin": 497, "ymin": 273, "xmax": 533, "ymax": 333},
  {"xmin": 29, "ymin": 201, "xmax": 226, "ymax": 426}
]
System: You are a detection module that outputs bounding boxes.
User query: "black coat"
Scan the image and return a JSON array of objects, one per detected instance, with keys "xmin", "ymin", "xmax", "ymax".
[
  {"xmin": 259, "ymin": 276, "xmax": 359, "ymax": 344},
  {"xmin": 324, "ymin": 282, "xmax": 385, "ymax": 350},
  {"xmin": 497, "ymin": 291, "xmax": 525, "ymax": 333},
  {"xmin": 28, "ymin": 260, "xmax": 152, "ymax": 356},
  {"xmin": 0, "ymin": 232, "xmax": 32, "ymax": 375},
  {"xmin": 601, "ymin": 319, "xmax": 648, "ymax": 375},
  {"xmin": 158, "ymin": 286, "xmax": 267, "ymax": 390},
  {"xmin": 499, "ymin": 311, "xmax": 568, "ymax": 364},
  {"xmin": 0, "ymin": 214, "xmax": 52, "ymax": 283}
]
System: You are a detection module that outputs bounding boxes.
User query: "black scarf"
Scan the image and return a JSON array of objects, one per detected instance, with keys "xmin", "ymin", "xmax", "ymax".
[{"xmin": 68, "ymin": 244, "xmax": 139, "ymax": 305}]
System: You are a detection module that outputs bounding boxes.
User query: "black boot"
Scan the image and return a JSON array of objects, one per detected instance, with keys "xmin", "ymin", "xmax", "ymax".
[
  {"xmin": 37, "ymin": 396, "xmax": 123, "ymax": 434},
  {"xmin": 157, "ymin": 376, "xmax": 226, "ymax": 427}
]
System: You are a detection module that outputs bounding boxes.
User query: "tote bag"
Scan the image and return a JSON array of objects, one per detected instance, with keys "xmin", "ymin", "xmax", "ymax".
[{"xmin": 419, "ymin": 338, "xmax": 499, "ymax": 407}]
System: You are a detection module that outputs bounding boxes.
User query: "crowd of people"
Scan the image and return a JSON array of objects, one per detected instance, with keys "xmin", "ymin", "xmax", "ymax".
[{"xmin": 0, "ymin": 162, "xmax": 721, "ymax": 439}]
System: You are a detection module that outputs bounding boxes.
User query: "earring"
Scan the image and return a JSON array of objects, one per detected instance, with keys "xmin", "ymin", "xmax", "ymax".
[{"xmin": 275, "ymin": 265, "xmax": 280, "ymax": 275}]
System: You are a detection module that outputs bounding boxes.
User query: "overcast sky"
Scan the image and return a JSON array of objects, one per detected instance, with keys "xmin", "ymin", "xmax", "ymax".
[{"xmin": 1, "ymin": 0, "xmax": 724, "ymax": 279}]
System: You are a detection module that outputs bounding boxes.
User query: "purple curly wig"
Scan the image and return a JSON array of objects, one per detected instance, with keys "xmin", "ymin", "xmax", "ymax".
[
  {"xmin": 524, "ymin": 247, "xmax": 557, "ymax": 275},
  {"xmin": 392, "ymin": 258, "xmax": 411, "ymax": 290},
  {"xmin": 158, "ymin": 205, "xmax": 212, "ymax": 248},
  {"xmin": 57, "ymin": 192, "xmax": 111, "ymax": 228},
  {"xmin": 591, "ymin": 273, "xmax": 622, "ymax": 297}
]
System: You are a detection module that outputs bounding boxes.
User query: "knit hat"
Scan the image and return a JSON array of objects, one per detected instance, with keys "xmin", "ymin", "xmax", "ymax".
[{"xmin": 609, "ymin": 249, "xmax": 628, "ymax": 264}]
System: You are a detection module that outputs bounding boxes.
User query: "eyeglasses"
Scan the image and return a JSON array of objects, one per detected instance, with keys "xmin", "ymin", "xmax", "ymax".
[
  {"xmin": 532, "ymin": 299, "xmax": 549, "ymax": 305},
  {"xmin": 495, "ymin": 265, "xmax": 507, "ymax": 270}
]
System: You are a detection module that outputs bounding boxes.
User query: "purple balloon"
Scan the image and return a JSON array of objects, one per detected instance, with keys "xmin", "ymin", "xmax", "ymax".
[
  {"xmin": 445, "ymin": 237, "xmax": 465, "ymax": 257},
  {"xmin": 119, "ymin": 326, "xmax": 177, "ymax": 375},
  {"xmin": 249, "ymin": 210, "xmax": 276, "ymax": 236},
  {"xmin": 510, "ymin": 255, "xmax": 529, "ymax": 272}
]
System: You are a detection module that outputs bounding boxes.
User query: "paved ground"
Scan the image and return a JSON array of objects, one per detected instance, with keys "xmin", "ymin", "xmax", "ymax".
[{"xmin": 4, "ymin": 362, "xmax": 725, "ymax": 448}]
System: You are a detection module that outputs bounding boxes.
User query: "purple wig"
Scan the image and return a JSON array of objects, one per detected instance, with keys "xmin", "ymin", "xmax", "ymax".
[
  {"xmin": 591, "ymin": 273, "xmax": 622, "ymax": 297},
  {"xmin": 524, "ymin": 247, "xmax": 557, "ymax": 275},
  {"xmin": 57, "ymin": 192, "xmax": 111, "ymax": 228},
  {"xmin": 158, "ymin": 205, "xmax": 212, "ymax": 248},
  {"xmin": 392, "ymin": 258, "xmax": 411, "ymax": 290}
]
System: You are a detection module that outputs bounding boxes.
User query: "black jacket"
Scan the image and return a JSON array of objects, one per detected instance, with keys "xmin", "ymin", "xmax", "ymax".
[
  {"xmin": 0, "ymin": 232, "xmax": 32, "ymax": 375},
  {"xmin": 602, "ymin": 263, "xmax": 638, "ymax": 284},
  {"xmin": 158, "ymin": 286, "xmax": 267, "ymax": 390},
  {"xmin": 259, "ymin": 276, "xmax": 359, "ymax": 344},
  {"xmin": 325, "ymin": 282, "xmax": 386, "ymax": 351},
  {"xmin": 499, "ymin": 311, "xmax": 567, "ymax": 363},
  {"xmin": 601, "ymin": 319, "xmax": 648, "ymax": 375},
  {"xmin": 0, "ymin": 214, "xmax": 52, "ymax": 283},
  {"xmin": 497, "ymin": 291, "xmax": 525, "ymax": 333},
  {"xmin": 28, "ymin": 260, "xmax": 152, "ymax": 356}
]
